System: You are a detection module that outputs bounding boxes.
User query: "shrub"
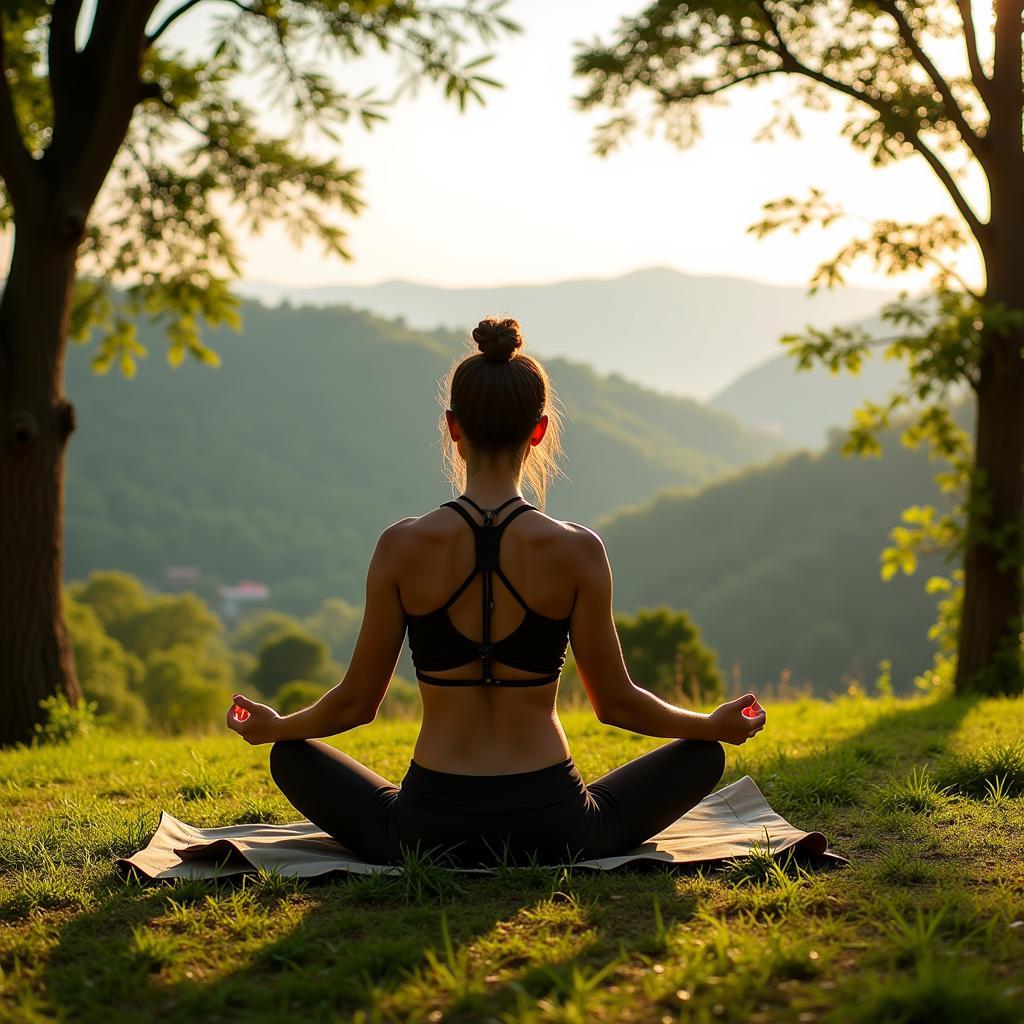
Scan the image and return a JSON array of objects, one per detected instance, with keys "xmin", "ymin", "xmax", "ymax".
[
  {"xmin": 139, "ymin": 647, "xmax": 234, "ymax": 733},
  {"xmin": 110, "ymin": 592, "xmax": 223, "ymax": 661},
  {"xmin": 64, "ymin": 596, "xmax": 147, "ymax": 729},
  {"xmin": 613, "ymin": 605, "xmax": 724, "ymax": 701},
  {"xmin": 32, "ymin": 694, "xmax": 99, "ymax": 745},
  {"xmin": 251, "ymin": 629, "xmax": 332, "ymax": 695}
]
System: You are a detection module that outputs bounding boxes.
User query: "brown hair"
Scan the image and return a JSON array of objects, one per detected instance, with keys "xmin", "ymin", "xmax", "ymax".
[{"xmin": 439, "ymin": 316, "xmax": 564, "ymax": 508}]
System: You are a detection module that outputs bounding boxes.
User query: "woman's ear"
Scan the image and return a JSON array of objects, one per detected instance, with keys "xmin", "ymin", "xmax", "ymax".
[
  {"xmin": 529, "ymin": 414, "xmax": 548, "ymax": 447},
  {"xmin": 444, "ymin": 408, "xmax": 461, "ymax": 442}
]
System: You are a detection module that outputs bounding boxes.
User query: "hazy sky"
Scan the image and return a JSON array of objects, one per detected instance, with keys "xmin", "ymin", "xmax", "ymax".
[{"xmin": 156, "ymin": 1, "xmax": 988, "ymax": 291}]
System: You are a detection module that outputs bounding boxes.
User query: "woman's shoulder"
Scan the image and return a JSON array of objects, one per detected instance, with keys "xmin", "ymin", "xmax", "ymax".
[
  {"xmin": 377, "ymin": 505, "xmax": 602, "ymax": 552},
  {"xmin": 540, "ymin": 514, "xmax": 604, "ymax": 549},
  {"xmin": 375, "ymin": 505, "xmax": 466, "ymax": 554},
  {"xmin": 516, "ymin": 511, "xmax": 606, "ymax": 570},
  {"xmin": 375, "ymin": 512, "xmax": 434, "ymax": 551}
]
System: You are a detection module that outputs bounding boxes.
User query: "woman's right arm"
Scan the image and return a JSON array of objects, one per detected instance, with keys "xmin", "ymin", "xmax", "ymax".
[{"xmin": 568, "ymin": 527, "xmax": 765, "ymax": 745}]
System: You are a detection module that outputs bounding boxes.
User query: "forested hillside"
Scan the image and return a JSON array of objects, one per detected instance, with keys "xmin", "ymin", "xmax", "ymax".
[
  {"xmin": 599, "ymin": 406, "xmax": 974, "ymax": 694},
  {"xmin": 65, "ymin": 300, "xmax": 785, "ymax": 612}
]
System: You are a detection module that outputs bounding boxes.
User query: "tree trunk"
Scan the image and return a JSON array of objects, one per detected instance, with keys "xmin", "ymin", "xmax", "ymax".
[
  {"xmin": 956, "ymin": 0, "xmax": 1024, "ymax": 695},
  {"xmin": 955, "ymin": 273, "xmax": 1024, "ymax": 695},
  {"xmin": 0, "ymin": 211, "xmax": 81, "ymax": 745}
]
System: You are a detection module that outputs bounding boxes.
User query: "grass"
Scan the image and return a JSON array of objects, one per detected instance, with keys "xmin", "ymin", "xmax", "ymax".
[{"xmin": 1, "ymin": 691, "xmax": 1023, "ymax": 1022}]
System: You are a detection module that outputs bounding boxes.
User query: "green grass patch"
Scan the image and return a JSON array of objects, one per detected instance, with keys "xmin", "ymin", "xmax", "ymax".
[
  {"xmin": 876, "ymin": 765, "xmax": 953, "ymax": 814},
  {"xmin": 934, "ymin": 739, "xmax": 1024, "ymax": 799},
  {"xmin": 1, "ymin": 693, "xmax": 1023, "ymax": 1023}
]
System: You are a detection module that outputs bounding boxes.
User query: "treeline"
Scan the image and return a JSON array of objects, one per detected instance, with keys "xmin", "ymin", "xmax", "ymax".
[
  {"xmin": 66, "ymin": 570, "xmax": 724, "ymax": 734},
  {"xmin": 65, "ymin": 570, "xmax": 405, "ymax": 733}
]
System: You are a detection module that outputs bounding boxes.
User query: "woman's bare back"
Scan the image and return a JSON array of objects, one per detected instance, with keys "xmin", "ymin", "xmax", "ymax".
[{"xmin": 392, "ymin": 500, "xmax": 587, "ymax": 773}]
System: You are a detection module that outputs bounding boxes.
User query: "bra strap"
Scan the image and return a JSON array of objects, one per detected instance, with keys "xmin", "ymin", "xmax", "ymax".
[
  {"xmin": 439, "ymin": 566, "xmax": 480, "ymax": 611},
  {"xmin": 440, "ymin": 496, "xmax": 539, "ymax": 686},
  {"xmin": 440, "ymin": 500, "xmax": 479, "ymax": 530},
  {"xmin": 490, "ymin": 502, "xmax": 535, "ymax": 532},
  {"xmin": 495, "ymin": 566, "xmax": 530, "ymax": 611},
  {"xmin": 416, "ymin": 669, "xmax": 560, "ymax": 688},
  {"xmin": 457, "ymin": 494, "xmax": 522, "ymax": 523}
]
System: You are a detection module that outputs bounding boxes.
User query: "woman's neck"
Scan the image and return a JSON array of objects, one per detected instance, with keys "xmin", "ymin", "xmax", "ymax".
[{"xmin": 462, "ymin": 463, "xmax": 523, "ymax": 510}]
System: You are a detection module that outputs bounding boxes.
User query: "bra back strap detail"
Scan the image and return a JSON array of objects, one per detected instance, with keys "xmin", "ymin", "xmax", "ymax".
[
  {"xmin": 456, "ymin": 494, "xmax": 522, "ymax": 521},
  {"xmin": 416, "ymin": 670, "xmax": 559, "ymax": 688},
  {"xmin": 438, "ymin": 496, "xmax": 537, "ymax": 686}
]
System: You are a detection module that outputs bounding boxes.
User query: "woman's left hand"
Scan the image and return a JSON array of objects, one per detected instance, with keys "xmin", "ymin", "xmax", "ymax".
[{"xmin": 226, "ymin": 694, "xmax": 283, "ymax": 745}]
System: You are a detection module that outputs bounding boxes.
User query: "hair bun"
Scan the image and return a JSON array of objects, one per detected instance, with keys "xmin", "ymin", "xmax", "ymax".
[{"xmin": 472, "ymin": 317, "xmax": 523, "ymax": 363}]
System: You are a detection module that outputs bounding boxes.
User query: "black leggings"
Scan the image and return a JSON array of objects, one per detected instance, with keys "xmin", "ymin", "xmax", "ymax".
[{"xmin": 269, "ymin": 737, "xmax": 726, "ymax": 868}]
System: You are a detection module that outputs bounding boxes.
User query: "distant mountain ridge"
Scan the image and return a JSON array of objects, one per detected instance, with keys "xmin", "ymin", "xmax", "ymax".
[{"xmin": 236, "ymin": 266, "xmax": 896, "ymax": 403}]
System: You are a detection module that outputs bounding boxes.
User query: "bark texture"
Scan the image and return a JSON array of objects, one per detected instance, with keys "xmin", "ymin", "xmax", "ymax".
[
  {"xmin": 955, "ymin": 265, "xmax": 1024, "ymax": 695},
  {"xmin": 0, "ymin": 210, "xmax": 82, "ymax": 745}
]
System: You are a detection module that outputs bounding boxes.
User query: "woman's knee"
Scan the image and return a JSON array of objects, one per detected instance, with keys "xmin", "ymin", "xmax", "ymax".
[
  {"xmin": 269, "ymin": 739, "xmax": 311, "ymax": 787},
  {"xmin": 681, "ymin": 738, "xmax": 725, "ymax": 786},
  {"xmin": 703, "ymin": 739, "xmax": 726, "ymax": 784}
]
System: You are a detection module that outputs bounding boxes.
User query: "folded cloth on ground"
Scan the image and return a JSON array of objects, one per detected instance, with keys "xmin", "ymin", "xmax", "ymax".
[{"xmin": 116, "ymin": 775, "xmax": 848, "ymax": 881}]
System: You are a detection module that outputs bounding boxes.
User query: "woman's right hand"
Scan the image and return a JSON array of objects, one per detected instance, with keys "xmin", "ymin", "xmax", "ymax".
[
  {"xmin": 707, "ymin": 692, "xmax": 766, "ymax": 745},
  {"xmin": 225, "ymin": 693, "xmax": 283, "ymax": 745}
]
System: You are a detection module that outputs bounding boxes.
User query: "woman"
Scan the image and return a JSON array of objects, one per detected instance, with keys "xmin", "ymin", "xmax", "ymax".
[{"xmin": 227, "ymin": 317, "xmax": 767, "ymax": 867}]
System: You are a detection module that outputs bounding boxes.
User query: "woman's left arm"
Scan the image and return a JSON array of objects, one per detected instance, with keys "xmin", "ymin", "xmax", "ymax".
[{"xmin": 227, "ymin": 522, "xmax": 411, "ymax": 745}]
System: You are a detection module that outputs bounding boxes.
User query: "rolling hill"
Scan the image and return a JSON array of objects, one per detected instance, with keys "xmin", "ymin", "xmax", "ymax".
[
  {"xmin": 597, "ymin": 404, "xmax": 975, "ymax": 695},
  {"xmin": 65, "ymin": 300, "xmax": 786, "ymax": 614},
  {"xmin": 708, "ymin": 305, "xmax": 968, "ymax": 450},
  {"xmin": 709, "ymin": 346, "xmax": 910, "ymax": 449}
]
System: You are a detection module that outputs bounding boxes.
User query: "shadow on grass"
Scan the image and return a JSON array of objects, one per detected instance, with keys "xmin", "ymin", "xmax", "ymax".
[
  {"xmin": 39, "ymin": 694, "xmax": 983, "ymax": 1023},
  {"xmin": 40, "ymin": 859, "xmax": 698, "ymax": 1023},
  {"xmin": 737, "ymin": 693, "xmax": 982, "ymax": 836}
]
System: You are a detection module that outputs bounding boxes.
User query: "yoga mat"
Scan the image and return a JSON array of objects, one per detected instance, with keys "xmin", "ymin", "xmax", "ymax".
[{"xmin": 117, "ymin": 775, "xmax": 848, "ymax": 880}]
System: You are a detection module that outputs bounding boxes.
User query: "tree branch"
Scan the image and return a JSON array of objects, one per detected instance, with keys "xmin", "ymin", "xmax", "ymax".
[
  {"xmin": 749, "ymin": 0, "xmax": 986, "ymax": 242},
  {"xmin": 145, "ymin": 0, "xmax": 251, "ymax": 48},
  {"xmin": 879, "ymin": 0, "xmax": 988, "ymax": 163},
  {"xmin": 48, "ymin": 0, "xmax": 85, "ymax": 152},
  {"xmin": 927, "ymin": 256, "xmax": 983, "ymax": 299},
  {"xmin": 956, "ymin": 0, "xmax": 992, "ymax": 103},
  {"xmin": 659, "ymin": 68, "xmax": 778, "ymax": 101},
  {"xmin": 798, "ymin": 63, "xmax": 985, "ymax": 239},
  {"xmin": 64, "ymin": 0, "xmax": 161, "ymax": 206},
  {"xmin": 0, "ymin": 12, "xmax": 39, "ymax": 207}
]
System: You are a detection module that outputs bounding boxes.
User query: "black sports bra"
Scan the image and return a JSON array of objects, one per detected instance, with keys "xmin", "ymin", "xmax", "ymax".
[{"xmin": 404, "ymin": 495, "xmax": 572, "ymax": 688}]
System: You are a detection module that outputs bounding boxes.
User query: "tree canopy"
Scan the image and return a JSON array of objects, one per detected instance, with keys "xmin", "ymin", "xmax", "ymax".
[{"xmin": 0, "ymin": 0, "xmax": 516, "ymax": 372}]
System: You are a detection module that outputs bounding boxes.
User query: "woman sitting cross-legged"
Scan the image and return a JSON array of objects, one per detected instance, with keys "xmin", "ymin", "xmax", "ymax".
[{"xmin": 226, "ymin": 317, "xmax": 767, "ymax": 868}]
